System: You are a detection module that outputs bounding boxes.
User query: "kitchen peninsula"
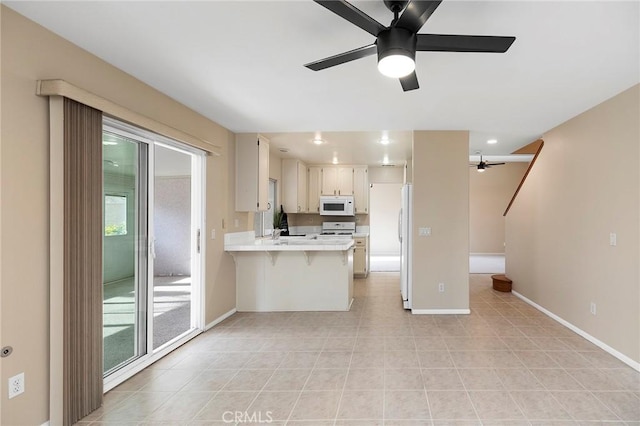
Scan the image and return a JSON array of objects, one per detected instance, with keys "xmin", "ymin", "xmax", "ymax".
[{"xmin": 224, "ymin": 232, "xmax": 354, "ymax": 311}]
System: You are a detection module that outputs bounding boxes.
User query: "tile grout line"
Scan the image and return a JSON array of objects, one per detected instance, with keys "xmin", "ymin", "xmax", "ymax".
[
  {"xmin": 449, "ymin": 329, "xmax": 483, "ymax": 425},
  {"xmin": 284, "ymin": 336, "xmax": 327, "ymax": 425},
  {"xmin": 186, "ymin": 353, "xmax": 249, "ymax": 423}
]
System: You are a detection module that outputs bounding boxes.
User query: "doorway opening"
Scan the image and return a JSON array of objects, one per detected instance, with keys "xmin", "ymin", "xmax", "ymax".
[{"xmin": 369, "ymin": 183, "xmax": 402, "ymax": 272}]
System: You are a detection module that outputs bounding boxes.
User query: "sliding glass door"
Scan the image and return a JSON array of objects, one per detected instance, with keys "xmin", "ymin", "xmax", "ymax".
[
  {"xmin": 103, "ymin": 132, "xmax": 148, "ymax": 374},
  {"xmin": 102, "ymin": 118, "xmax": 205, "ymax": 385},
  {"xmin": 152, "ymin": 144, "xmax": 199, "ymax": 350}
]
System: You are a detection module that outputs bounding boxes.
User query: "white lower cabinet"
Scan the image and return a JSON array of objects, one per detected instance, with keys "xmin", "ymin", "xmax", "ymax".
[{"xmin": 353, "ymin": 236, "xmax": 369, "ymax": 277}]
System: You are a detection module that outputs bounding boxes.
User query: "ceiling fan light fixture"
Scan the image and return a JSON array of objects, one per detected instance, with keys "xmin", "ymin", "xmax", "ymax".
[
  {"xmin": 477, "ymin": 164, "xmax": 486, "ymax": 172},
  {"xmin": 377, "ymin": 28, "xmax": 416, "ymax": 78},
  {"xmin": 378, "ymin": 54, "xmax": 415, "ymax": 78}
]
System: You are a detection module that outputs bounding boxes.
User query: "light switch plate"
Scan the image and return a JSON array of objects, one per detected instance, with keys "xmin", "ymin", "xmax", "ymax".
[{"xmin": 418, "ymin": 227, "xmax": 431, "ymax": 237}]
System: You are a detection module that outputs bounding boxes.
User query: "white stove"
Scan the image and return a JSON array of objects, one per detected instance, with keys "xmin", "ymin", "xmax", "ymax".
[{"xmin": 319, "ymin": 221, "xmax": 356, "ymax": 237}]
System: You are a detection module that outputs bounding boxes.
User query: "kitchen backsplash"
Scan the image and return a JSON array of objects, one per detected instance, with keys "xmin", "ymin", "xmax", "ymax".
[
  {"xmin": 287, "ymin": 213, "xmax": 370, "ymax": 227},
  {"xmin": 289, "ymin": 225, "xmax": 370, "ymax": 236}
]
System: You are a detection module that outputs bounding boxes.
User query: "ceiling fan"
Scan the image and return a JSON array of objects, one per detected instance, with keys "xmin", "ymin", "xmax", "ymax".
[
  {"xmin": 471, "ymin": 153, "xmax": 505, "ymax": 172},
  {"xmin": 304, "ymin": 0, "xmax": 516, "ymax": 91}
]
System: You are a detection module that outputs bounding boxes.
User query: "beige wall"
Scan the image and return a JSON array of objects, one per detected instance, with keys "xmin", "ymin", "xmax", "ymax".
[
  {"xmin": 369, "ymin": 166, "xmax": 404, "ymax": 183},
  {"xmin": 506, "ymin": 84, "xmax": 640, "ymax": 364},
  {"xmin": 0, "ymin": 7, "xmax": 242, "ymax": 424},
  {"xmin": 469, "ymin": 163, "xmax": 528, "ymax": 253},
  {"xmin": 412, "ymin": 131, "xmax": 469, "ymax": 311}
]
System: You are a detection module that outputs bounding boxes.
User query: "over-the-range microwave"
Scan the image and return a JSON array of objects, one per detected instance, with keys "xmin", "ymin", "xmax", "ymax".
[{"xmin": 319, "ymin": 195, "xmax": 355, "ymax": 216}]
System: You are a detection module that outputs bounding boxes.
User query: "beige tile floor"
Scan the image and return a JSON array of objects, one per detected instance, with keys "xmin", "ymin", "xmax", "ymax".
[{"xmin": 78, "ymin": 273, "xmax": 640, "ymax": 425}]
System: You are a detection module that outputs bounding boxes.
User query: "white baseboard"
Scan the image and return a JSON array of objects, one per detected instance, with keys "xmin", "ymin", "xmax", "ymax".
[
  {"xmin": 469, "ymin": 253, "xmax": 505, "ymax": 256},
  {"xmin": 205, "ymin": 308, "xmax": 237, "ymax": 331},
  {"xmin": 513, "ymin": 290, "xmax": 640, "ymax": 372},
  {"xmin": 411, "ymin": 309, "xmax": 471, "ymax": 315}
]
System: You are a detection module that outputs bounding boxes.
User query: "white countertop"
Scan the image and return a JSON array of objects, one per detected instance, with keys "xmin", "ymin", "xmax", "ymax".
[{"xmin": 224, "ymin": 232, "xmax": 354, "ymax": 252}]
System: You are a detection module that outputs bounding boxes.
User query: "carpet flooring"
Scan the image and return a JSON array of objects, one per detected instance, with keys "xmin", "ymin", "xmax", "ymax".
[{"xmin": 103, "ymin": 276, "xmax": 192, "ymax": 373}]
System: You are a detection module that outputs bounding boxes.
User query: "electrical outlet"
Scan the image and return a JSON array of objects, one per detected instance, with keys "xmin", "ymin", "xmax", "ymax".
[
  {"xmin": 609, "ymin": 233, "xmax": 617, "ymax": 246},
  {"xmin": 211, "ymin": 229, "xmax": 216, "ymax": 240},
  {"xmin": 8, "ymin": 373, "xmax": 24, "ymax": 399},
  {"xmin": 438, "ymin": 283, "xmax": 445, "ymax": 293},
  {"xmin": 590, "ymin": 302, "xmax": 597, "ymax": 315}
]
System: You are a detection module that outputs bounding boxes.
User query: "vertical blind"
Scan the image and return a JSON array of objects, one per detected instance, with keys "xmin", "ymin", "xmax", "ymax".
[{"xmin": 63, "ymin": 98, "xmax": 103, "ymax": 425}]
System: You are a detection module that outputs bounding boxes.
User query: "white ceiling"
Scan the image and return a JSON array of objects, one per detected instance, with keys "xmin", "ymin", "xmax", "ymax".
[{"xmin": 7, "ymin": 1, "xmax": 639, "ymax": 166}]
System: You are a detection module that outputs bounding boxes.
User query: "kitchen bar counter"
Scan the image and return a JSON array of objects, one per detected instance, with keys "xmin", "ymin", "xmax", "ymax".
[
  {"xmin": 225, "ymin": 232, "xmax": 354, "ymax": 312},
  {"xmin": 224, "ymin": 236, "xmax": 354, "ymax": 252}
]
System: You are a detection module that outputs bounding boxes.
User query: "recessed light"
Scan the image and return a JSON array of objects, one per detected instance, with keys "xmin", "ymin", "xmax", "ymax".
[
  {"xmin": 313, "ymin": 138, "xmax": 323, "ymax": 145},
  {"xmin": 487, "ymin": 139, "xmax": 498, "ymax": 145},
  {"xmin": 379, "ymin": 138, "xmax": 390, "ymax": 145}
]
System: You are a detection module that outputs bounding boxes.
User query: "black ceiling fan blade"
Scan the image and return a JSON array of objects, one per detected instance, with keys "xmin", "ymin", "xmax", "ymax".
[
  {"xmin": 304, "ymin": 44, "xmax": 377, "ymax": 71},
  {"xmin": 400, "ymin": 71, "xmax": 419, "ymax": 91},
  {"xmin": 485, "ymin": 162, "xmax": 506, "ymax": 166},
  {"xmin": 395, "ymin": 1, "xmax": 442, "ymax": 33},
  {"xmin": 416, "ymin": 34, "xmax": 516, "ymax": 53},
  {"xmin": 314, "ymin": 0, "xmax": 386, "ymax": 37}
]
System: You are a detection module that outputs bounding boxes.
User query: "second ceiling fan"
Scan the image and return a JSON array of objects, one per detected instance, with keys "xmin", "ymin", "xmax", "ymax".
[
  {"xmin": 304, "ymin": 0, "xmax": 516, "ymax": 91},
  {"xmin": 471, "ymin": 153, "xmax": 505, "ymax": 172}
]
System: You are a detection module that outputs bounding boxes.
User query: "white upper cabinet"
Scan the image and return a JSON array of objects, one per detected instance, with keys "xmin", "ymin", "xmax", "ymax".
[
  {"xmin": 282, "ymin": 158, "xmax": 308, "ymax": 213},
  {"xmin": 307, "ymin": 166, "xmax": 322, "ymax": 213},
  {"xmin": 353, "ymin": 166, "xmax": 369, "ymax": 214},
  {"xmin": 321, "ymin": 166, "xmax": 353, "ymax": 196},
  {"xmin": 235, "ymin": 134, "xmax": 270, "ymax": 212}
]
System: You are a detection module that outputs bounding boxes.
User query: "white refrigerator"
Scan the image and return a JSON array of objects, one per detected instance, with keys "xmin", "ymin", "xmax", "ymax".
[{"xmin": 399, "ymin": 184, "xmax": 412, "ymax": 309}]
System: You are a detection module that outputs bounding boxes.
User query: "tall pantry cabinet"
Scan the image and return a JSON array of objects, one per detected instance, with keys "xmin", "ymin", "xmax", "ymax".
[
  {"xmin": 353, "ymin": 166, "xmax": 369, "ymax": 214},
  {"xmin": 307, "ymin": 166, "xmax": 322, "ymax": 213},
  {"xmin": 235, "ymin": 134, "xmax": 270, "ymax": 212},
  {"xmin": 282, "ymin": 159, "xmax": 308, "ymax": 213}
]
